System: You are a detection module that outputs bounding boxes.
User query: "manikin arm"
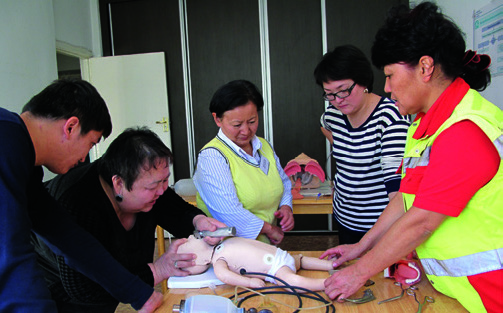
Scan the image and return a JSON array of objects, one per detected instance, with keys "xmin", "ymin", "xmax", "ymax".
[
  {"xmin": 295, "ymin": 254, "xmax": 334, "ymax": 271},
  {"xmin": 213, "ymin": 259, "xmax": 265, "ymax": 289}
]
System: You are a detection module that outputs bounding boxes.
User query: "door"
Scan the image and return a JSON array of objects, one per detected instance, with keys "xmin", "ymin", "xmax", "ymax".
[{"xmin": 81, "ymin": 52, "xmax": 175, "ymax": 185}]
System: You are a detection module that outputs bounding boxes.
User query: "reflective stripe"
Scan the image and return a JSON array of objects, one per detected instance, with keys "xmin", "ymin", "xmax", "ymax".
[
  {"xmin": 404, "ymin": 134, "xmax": 503, "ymax": 171},
  {"xmin": 495, "ymin": 135, "xmax": 503, "ymax": 158},
  {"xmin": 403, "ymin": 146, "xmax": 431, "ymax": 170},
  {"xmin": 421, "ymin": 248, "xmax": 503, "ymax": 277}
]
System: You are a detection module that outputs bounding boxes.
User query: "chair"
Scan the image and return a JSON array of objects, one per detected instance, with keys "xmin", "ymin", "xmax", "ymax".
[{"xmin": 156, "ymin": 225, "xmax": 168, "ymax": 294}]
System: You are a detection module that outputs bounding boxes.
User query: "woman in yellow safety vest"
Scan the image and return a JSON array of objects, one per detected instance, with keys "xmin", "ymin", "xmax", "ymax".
[
  {"xmin": 193, "ymin": 80, "xmax": 294, "ymax": 245},
  {"xmin": 319, "ymin": 2, "xmax": 502, "ymax": 312}
]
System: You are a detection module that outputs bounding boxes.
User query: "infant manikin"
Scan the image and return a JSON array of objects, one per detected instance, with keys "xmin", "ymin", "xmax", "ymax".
[{"xmin": 177, "ymin": 235, "xmax": 334, "ymax": 291}]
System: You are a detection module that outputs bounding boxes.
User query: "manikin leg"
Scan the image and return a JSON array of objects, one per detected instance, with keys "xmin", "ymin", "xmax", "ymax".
[{"xmin": 273, "ymin": 254, "xmax": 334, "ymax": 292}]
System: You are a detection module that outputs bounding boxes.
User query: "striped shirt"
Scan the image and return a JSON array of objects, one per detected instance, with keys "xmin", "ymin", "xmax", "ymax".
[
  {"xmin": 193, "ymin": 129, "xmax": 292, "ymax": 239},
  {"xmin": 321, "ymin": 97, "xmax": 410, "ymax": 232}
]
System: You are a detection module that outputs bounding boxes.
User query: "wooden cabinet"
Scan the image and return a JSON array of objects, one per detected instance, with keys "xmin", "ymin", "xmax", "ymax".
[{"xmin": 99, "ymin": 0, "xmax": 407, "ymax": 180}]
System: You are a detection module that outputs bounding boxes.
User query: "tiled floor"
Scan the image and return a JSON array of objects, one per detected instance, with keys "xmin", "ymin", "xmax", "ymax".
[{"xmin": 115, "ymin": 233, "xmax": 338, "ymax": 312}]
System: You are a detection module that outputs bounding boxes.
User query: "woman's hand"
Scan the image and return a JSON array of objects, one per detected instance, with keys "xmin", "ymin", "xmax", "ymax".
[
  {"xmin": 319, "ymin": 243, "xmax": 364, "ymax": 268},
  {"xmin": 275, "ymin": 205, "xmax": 294, "ymax": 232},
  {"xmin": 192, "ymin": 215, "xmax": 227, "ymax": 245},
  {"xmin": 148, "ymin": 238, "xmax": 195, "ymax": 285},
  {"xmin": 324, "ymin": 264, "xmax": 370, "ymax": 301},
  {"xmin": 261, "ymin": 222, "xmax": 284, "ymax": 245}
]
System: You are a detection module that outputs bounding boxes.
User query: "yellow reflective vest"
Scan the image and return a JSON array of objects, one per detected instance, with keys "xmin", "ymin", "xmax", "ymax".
[
  {"xmin": 196, "ymin": 137, "xmax": 283, "ymax": 244},
  {"xmin": 401, "ymin": 89, "xmax": 503, "ymax": 313}
]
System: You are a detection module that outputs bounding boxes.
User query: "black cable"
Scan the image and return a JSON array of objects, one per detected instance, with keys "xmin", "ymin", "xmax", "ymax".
[
  {"xmin": 239, "ymin": 269, "xmax": 303, "ymax": 308},
  {"xmin": 231, "ymin": 269, "xmax": 335, "ymax": 313},
  {"xmin": 240, "ymin": 270, "xmax": 329, "ymax": 301},
  {"xmin": 235, "ymin": 288, "xmax": 334, "ymax": 313}
]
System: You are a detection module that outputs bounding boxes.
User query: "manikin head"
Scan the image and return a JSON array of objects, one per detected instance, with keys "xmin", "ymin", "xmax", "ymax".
[{"xmin": 177, "ymin": 235, "xmax": 215, "ymax": 275}]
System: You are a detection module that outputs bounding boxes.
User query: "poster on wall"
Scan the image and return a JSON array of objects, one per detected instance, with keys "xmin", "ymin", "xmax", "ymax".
[{"xmin": 473, "ymin": 0, "xmax": 503, "ymax": 77}]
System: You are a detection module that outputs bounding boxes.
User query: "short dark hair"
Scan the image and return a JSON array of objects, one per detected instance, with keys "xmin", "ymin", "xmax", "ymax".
[
  {"xmin": 209, "ymin": 80, "xmax": 264, "ymax": 118},
  {"xmin": 371, "ymin": 1, "xmax": 490, "ymax": 91},
  {"xmin": 314, "ymin": 45, "xmax": 374, "ymax": 92},
  {"xmin": 98, "ymin": 127, "xmax": 173, "ymax": 191},
  {"xmin": 22, "ymin": 78, "xmax": 112, "ymax": 137}
]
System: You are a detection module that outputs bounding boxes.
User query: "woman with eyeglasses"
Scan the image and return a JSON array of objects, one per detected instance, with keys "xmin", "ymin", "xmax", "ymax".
[
  {"xmin": 193, "ymin": 80, "xmax": 294, "ymax": 245},
  {"xmin": 315, "ymin": 45, "xmax": 410, "ymax": 245}
]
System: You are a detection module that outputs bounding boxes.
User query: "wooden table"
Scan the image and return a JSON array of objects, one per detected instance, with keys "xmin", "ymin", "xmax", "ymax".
[
  {"xmin": 181, "ymin": 194, "xmax": 333, "ymax": 232},
  {"xmin": 154, "ymin": 251, "xmax": 467, "ymax": 312},
  {"xmin": 180, "ymin": 195, "xmax": 332, "ymax": 215}
]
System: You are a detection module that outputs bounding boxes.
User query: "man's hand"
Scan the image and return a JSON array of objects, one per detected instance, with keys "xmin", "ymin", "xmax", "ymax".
[
  {"xmin": 275, "ymin": 205, "xmax": 294, "ymax": 232},
  {"xmin": 137, "ymin": 291, "xmax": 163, "ymax": 313}
]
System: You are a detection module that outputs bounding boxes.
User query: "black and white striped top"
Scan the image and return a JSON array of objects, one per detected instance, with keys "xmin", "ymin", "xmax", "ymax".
[{"xmin": 321, "ymin": 97, "xmax": 410, "ymax": 232}]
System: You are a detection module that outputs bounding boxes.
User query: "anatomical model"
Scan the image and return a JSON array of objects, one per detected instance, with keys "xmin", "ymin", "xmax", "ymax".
[
  {"xmin": 177, "ymin": 235, "xmax": 334, "ymax": 291},
  {"xmin": 284, "ymin": 153, "xmax": 326, "ymax": 199}
]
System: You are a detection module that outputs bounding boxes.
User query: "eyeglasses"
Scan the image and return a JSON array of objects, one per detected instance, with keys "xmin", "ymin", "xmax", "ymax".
[{"xmin": 323, "ymin": 82, "xmax": 356, "ymax": 101}]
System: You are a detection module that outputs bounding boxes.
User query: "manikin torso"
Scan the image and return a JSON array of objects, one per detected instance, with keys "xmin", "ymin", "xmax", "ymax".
[
  {"xmin": 180, "ymin": 236, "xmax": 280, "ymax": 275},
  {"xmin": 212, "ymin": 237, "xmax": 278, "ymax": 274}
]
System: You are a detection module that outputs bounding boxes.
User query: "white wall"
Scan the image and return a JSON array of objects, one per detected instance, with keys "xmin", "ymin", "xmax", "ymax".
[
  {"xmin": 0, "ymin": 0, "xmax": 98, "ymax": 114},
  {"xmin": 0, "ymin": 0, "xmax": 57, "ymax": 113},
  {"xmin": 426, "ymin": 0, "xmax": 502, "ymax": 108},
  {"xmin": 53, "ymin": 0, "xmax": 102, "ymax": 56},
  {"xmin": 53, "ymin": 0, "xmax": 93, "ymax": 51}
]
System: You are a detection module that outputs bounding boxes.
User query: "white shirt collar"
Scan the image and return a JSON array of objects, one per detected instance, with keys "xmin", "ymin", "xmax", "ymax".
[{"xmin": 217, "ymin": 128, "xmax": 262, "ymax": 160}]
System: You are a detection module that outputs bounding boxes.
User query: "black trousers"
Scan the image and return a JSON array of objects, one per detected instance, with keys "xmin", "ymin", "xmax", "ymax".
[{"xmin": 333, "ymin": 216, "xmax": 366, "ymax": 245}]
